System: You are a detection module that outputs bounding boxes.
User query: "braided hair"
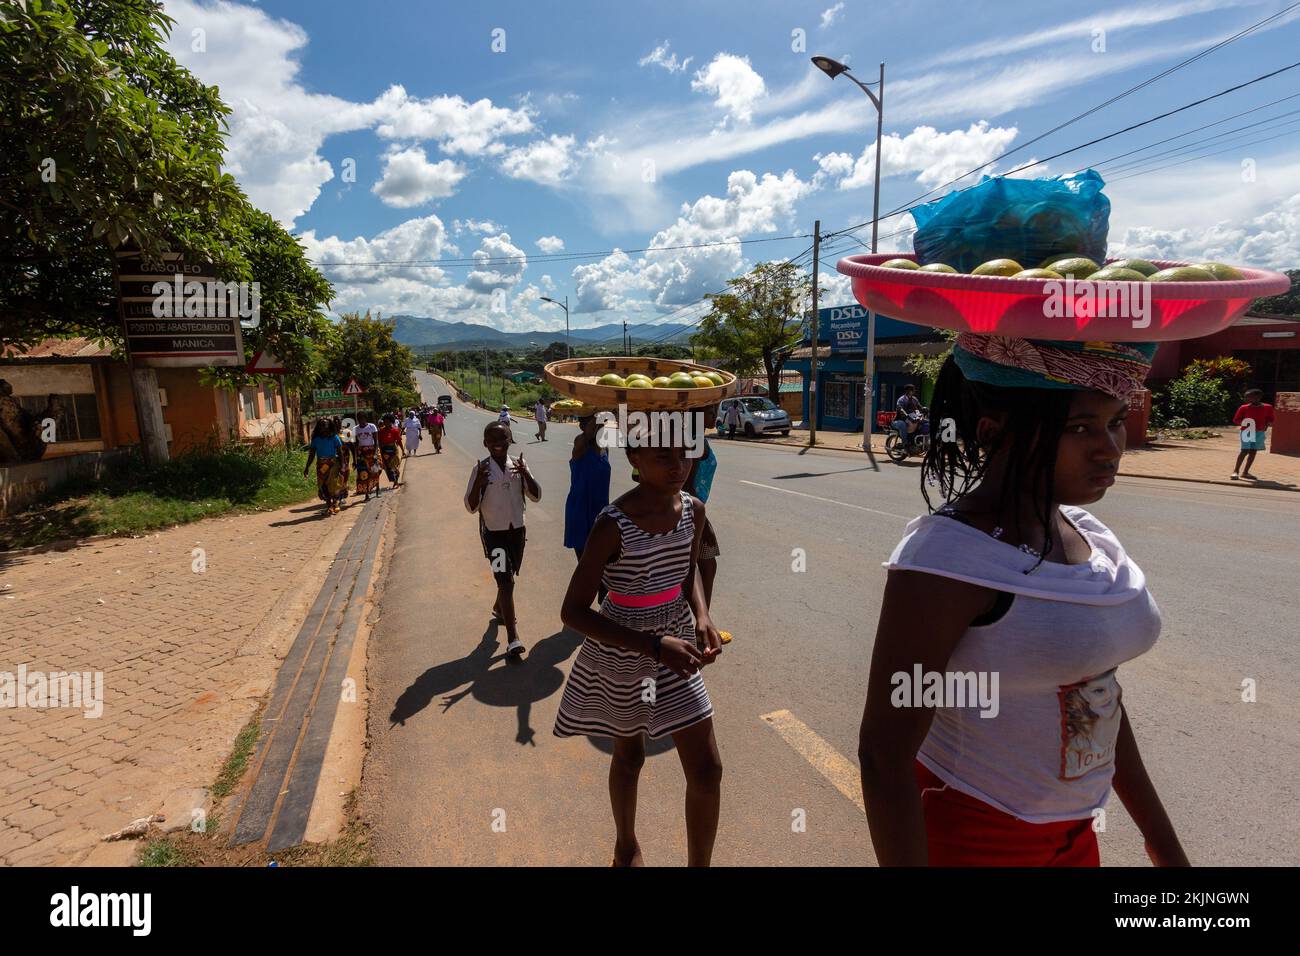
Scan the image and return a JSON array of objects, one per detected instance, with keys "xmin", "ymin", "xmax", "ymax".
[{"xmin": 920, "ymin": 355, "xmax": 1074, "ymax": 566}]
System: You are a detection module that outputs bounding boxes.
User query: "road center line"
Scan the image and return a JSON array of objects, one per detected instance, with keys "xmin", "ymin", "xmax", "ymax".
[
  {"xmin": 739, "ymin": 480, "xmax": 910, "ymax": 520},
  {"xmin": 760, "ymin": 709, "xmax": 865, "ymax": 814}
]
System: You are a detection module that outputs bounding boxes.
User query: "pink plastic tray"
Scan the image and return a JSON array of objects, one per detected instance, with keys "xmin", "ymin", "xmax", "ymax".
[{"xmin": 836, "ymin": 254, "xmax": 1291, "ymax": 342}]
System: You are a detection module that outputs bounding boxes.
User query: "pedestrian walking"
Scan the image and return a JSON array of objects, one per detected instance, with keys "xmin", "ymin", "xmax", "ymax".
[
  {"xmin": 377, "ymin": 414, "xmax": 403, "ymax": 488},
  {"xmin": 554, "ymin": 428, "xmax": 724, "ymax": 867},
  {"xmin": 403, "ymin": 410, "xmax": 423, "ymax": 457},
  {"xmin": 723, "ymin": 401, "xmax": 741, "ymax": 439},
  {"xmin": 354, "ymin": 412, "xmax": 379, "ymax": 499},
  {"xmin": 303, "ymin": 419, "xmax": 347, "ymax": 516},
  {"xmin": 1231, "ymin": 387, "xmax": 1274, "ymax": 480},
  {"xmin": 564, "ymin": 413, "xmax": 612, "ymax": 606},
  {"xmin": 534, "ymin": 398, "xmax": 548, "ymax": 442},
  {"xmin": 858, "ymin": 337, "xmax": 1185, "ymax": 867},
  {"xmin": 464, "ymin": 421, "xmax": 540, "ymax": 656},
  {"xmin": 428, "ymin": 407, "xmax": 445, "ymax": 454}
]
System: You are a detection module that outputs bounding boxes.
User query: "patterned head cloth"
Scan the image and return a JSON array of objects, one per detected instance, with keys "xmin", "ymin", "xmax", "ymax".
[{"xmin": 953, "ymin": 334, "xmax": 1157, "ymax": 400}]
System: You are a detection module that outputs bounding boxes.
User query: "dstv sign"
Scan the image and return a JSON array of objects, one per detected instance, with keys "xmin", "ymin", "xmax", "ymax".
[{"xmin": 826, "ymin": 304, "xmax": 868, "ymax": 354}]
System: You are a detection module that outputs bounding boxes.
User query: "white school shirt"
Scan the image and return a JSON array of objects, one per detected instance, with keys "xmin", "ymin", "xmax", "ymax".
[
  {"xmin": 355, "ymin": 423, "xmax": 378, "ymax": 447},
  {"xmin": 884, "ymin": 506, "xmax": 1161, "ymax": 823},
  {"xmin": 464, "ymin": 455, "xmax": 540, "ymax": 531}
]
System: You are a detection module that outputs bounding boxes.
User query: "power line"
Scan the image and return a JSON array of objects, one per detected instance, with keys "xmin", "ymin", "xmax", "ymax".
[
  {"xmin": 1104, "ymin": 122, "xmax": 1300, "ymax": 183},
  {"xmin": 1094, "ymin": 112, "xmax": 1300, "ymax": 177},
  {"xmin": 825, "ymin": 57, "xmax": 1300, "ymax": 242},
  {"xmin": 311, "ymin": 232, "xmax": 811, "ymax": 268},
  {"xmin": 837, "ymin": 3, "xmax": 1300, "ymax": 226}
]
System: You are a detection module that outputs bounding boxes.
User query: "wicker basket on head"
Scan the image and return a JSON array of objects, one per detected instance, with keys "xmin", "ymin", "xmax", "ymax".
[{"xmin": 544, "ymin": 357, "xmax": 737, "ymax": 411}]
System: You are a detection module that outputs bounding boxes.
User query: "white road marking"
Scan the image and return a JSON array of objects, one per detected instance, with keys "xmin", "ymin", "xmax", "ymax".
[
  {"xmin": 738, "ymin": 480, "xmax": 910, "ymax": 520},
  {"xmin": 760, "ymin": 709, "xmax": 865, "ymax": 814}
]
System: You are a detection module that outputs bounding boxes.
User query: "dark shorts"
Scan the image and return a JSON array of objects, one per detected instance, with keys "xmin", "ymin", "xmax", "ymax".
[{"xmin": 481, "ymin": 525, "xmax": 526, "ymax": 582}]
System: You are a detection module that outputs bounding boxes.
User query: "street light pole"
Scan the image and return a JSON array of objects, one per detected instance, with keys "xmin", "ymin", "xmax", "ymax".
[
  {"xmin": 540, "ymin": 295, "xmax": 571, "ymax": 358},
  {"xmin": 812, "ymin": 55, "xmax": 885, "ymax": 454}
]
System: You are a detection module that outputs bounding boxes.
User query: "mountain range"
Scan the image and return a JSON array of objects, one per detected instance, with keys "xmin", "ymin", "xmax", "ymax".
[{"xmin": 391, "ymin": 314, "xmax": 695, "ymax": 350}]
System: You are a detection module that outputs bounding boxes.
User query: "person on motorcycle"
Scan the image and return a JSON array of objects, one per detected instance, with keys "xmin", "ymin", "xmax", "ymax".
[{"xmin": 893, "ymin": 385, "xmax": 925, "ymax": 449}]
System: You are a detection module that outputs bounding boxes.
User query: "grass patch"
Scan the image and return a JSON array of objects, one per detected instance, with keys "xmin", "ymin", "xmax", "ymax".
[
  {"xmin": 1158, "ymin": 427, "xmax": 1223, "ymax": 441},
  {"xmin": 0, "ymin": 441, "xmax": 318, "ymax": 550},
  {"xmin": 212, "ymin": 717, "xmax": 262, "ymax": 801},
  {"xmin": 137, "ymin": 836, "xmax": 201, "ymax": 868}
]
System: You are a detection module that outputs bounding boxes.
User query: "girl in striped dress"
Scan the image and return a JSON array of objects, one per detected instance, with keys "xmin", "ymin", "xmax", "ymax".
[{"xmin": 556, "ymin": 440, "xmax": 724, "ymax": 867}]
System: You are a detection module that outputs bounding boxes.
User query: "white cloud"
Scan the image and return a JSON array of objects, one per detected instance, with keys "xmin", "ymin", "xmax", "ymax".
[
  {"xmin": 500, "ymin": 134, "xmax": 578, "ymax": 186},
  {"xmin": 574, "ymin": 250, "xmax": 650, "ymax": 314},
  {"xmin": 639, "ymin": 41, "xmax": 692, "ymax": 74},
  {"xmin": 820, "ymin": 3, "xmax": 845, "ymax": 29},
  {"xmin": 370, "ymin": 86, "xmax": 534, "ymax": 155},
  {"xmin": 466, "ymin": 232, "xmax": 528, "ymax": 294},
  {"xmin": 536, "ymin": 235, "xmax": 565, "ymax": 254},
  {"xmin": 299, "ymin": 214, "xmax": 450, "ymax": 285},
  {"xmin": 691, "ymin": 53, "xmax": 767, "ymax": 125},
  {"xmin": 371, "ymin": 147, "xmax": 466, "ymax": 207},
  {"xmin": 452, "ymin": 218, "xmax": 500, "ymax": 235},
  {"xmin": 815, "ymin": 121, "xmax": 1021, "ymax": 190}
]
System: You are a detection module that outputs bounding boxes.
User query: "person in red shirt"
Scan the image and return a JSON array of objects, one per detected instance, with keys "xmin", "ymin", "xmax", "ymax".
[
  {"xmin": 377, "ymin": 415, "xmax": 403, "ymax": 487},
  {"xmin": 1231, "ymin": 388, "xmax": 1274, "ymax": 480}
]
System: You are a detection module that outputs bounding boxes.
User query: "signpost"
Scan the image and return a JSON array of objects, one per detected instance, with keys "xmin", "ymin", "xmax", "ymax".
[
  {"xmin": 247, "ymin": 350, "xmax": 292, "ymax": 452},
  {"xmin": 343, "ymin": 377, "xmax": 364, "ymax": 423},
  {"xmin": 115, "ymin": 251, "xmax": 245, "ymax": 368}
]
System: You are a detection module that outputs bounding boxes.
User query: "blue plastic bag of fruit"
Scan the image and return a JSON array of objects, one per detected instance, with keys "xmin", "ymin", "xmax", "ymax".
[{"xmin": 910, "ymin": 169, "xmax": 1110, "ymax": 274}]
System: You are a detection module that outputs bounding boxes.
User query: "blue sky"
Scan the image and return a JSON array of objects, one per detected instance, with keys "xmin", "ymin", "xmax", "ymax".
[{"xmin": 162, "ymin": 0, "xmax": 1300, "ymax": 336}]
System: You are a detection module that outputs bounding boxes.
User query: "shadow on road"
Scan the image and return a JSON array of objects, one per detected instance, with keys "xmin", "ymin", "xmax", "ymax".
[{"xmin": 388, "ymin": 625, "xmax": 584, "ymax": 747}]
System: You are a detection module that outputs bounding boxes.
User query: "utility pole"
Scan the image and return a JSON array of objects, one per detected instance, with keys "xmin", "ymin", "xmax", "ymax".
[
  {"xmin": 623, "ymin": 320, "xmax": 628, "ymax": 354},
  {"xmin": 809, "ymin": 219, "xmax": 820, "ymax": 449},
  {"xmin": 863, "ymin": 61, "xmax": 884, "ymax": 453}
]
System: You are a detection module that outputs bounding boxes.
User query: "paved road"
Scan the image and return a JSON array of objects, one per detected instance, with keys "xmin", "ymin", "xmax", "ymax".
[{"xmin": 360, "ymin": 372, "xmax": 1300, "ymax": 866}]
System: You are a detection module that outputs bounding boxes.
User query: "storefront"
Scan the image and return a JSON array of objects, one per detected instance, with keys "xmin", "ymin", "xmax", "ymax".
[{"xmin": 785, "ymin": 304, "xmax": 948, "ymax": 432}]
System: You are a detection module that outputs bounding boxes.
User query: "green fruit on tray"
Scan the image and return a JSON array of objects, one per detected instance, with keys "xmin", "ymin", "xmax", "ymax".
[
  {"xmin": 1043, "ymin": 256, "xmax": 1099, "ymax": 278},
  {"xmin": 1011, "ymin": 268, "xmax": 1063, "ymax": 279},
  {"xmin": 626, "ymin": 378, "xmax": 652, "ymax": 388},
  {"xmin": 919, "ymin": 263, "xmax": 957, "ymax": 273},
  {"xmin": 1195, "ymin": 262, "xmax": 1245, "ymax": 280},
  {"xmin": 625, "ymin": 374, "xmax": 652, "ymax": 383},
  {"xmin": 1040, "ymin": 252, "xmax": 1085, "ymax": 269},
  {"xmin": 1089, "ymin": 267, "xmax": 1149, "ymax": 282},
  {"xmin": 880, "ymin": 258, "xmax": 921, "ymax": 269},
  {"xmin": 692, "ymin": 376, "xmax": 714, "ymax": 388},
  {"xmin": 597, "ymin": 373, "xmax": 626, "ymax": 387},
  {"xmin": 652, "ymin": 376, "xmax": 673, "ymax": 387},
  {"xmin": 703, "ymin": 371, "xmax": 724, "ymax": 386},
  {"xmin": 1148, "ymin": 266, "xmax": 1216, "ymax": 282},
  {"xmin": 669, "ymin": 376, "xmax": 696, "ymax": 388},
  {"xmin": 1106, "ymin": 258, "xmax": 1159, "ymax": 277},
  {"xmin": 972, "ymin": 258, "xmax": 1024, "ymax": 276}
]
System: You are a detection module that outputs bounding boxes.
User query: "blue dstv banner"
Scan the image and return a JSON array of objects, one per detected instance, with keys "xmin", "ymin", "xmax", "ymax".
[{"xmin": 827, "ymin": 305, "xmax": 868, "ymax": 354}]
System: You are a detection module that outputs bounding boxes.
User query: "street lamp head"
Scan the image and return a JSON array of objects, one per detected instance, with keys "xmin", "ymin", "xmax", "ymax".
[
  {"xmin": 540, "ymin": 296, "xmax": 556, "ymax": 304},
  {"xmin": 811, "ymin": 55, "xmax": 850, "ymax": 79}
]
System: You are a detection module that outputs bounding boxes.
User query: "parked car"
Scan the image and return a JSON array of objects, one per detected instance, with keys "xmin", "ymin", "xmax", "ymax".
[
  {"xmin": 437, "ymin": 395, "xmax": 453, "ymax": 415},
  {"xmin": 716, "ymin": 396, "xmax": 791, "ymax": 437}
]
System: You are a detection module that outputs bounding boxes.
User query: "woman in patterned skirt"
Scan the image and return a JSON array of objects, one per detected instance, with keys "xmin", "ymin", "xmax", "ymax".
[{"xmin": 556, "ymin": 436, "xmax": 725, "ymax": 867}]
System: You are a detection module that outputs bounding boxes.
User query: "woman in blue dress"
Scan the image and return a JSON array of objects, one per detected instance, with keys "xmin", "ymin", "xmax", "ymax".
[{"xmin": 564, "ymin": 413, "xmax": 612, "ymax": 604}]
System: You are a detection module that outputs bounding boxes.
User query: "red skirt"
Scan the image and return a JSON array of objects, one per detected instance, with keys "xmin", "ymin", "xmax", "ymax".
[{"xmin": 915, "ymin": 761, "xmax": 1099, "ymax": 867}]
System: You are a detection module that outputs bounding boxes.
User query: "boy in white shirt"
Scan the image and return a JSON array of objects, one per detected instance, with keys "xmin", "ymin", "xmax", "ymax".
[{"xmin": 465, "ymin": 421, "xmax": 541, "ymax": 655}]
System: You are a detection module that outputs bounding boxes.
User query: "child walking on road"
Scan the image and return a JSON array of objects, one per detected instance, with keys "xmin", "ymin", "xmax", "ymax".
[
  {"xmin": 464, "ymin": 421, "xmax": 540, "ymax": 656},
  {"xmin": 1231, "ymin": 387, "xmax": 1274, "ymax": 480},
  {"xmin": 554, "ymin": 427, "xmax": 724, "ymax": 867}
]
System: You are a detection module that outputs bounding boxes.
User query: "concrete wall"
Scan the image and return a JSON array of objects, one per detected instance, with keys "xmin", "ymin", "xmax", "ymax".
[{"xmin": 0, "ymin": 447, "xmax": 133, "ymax": 517}]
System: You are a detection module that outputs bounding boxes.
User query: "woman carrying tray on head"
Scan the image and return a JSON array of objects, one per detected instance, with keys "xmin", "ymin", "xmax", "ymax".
[
  {"xmin": 857, "ymin": 335, "xmax": 1188, "ymax": 867},
  {"xmin": 555, "ymin": 414, "xmax": 724, "ymax": 867}
]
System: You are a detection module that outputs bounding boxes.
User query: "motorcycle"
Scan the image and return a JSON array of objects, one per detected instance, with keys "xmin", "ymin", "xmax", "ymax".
[{"xmin": 885, "ymin": 410, "xmax": 929, "ymax": 462}]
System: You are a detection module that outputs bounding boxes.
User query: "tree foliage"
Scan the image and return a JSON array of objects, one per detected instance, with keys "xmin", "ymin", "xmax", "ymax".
[
  {"xmin": 692, "ymin": 261, "xmax": 813, "ymax": 397},
  {"xmin": 1250, "ymin": 269, "xmax": 1300, "ymax": 317},
  {"xmin": 320, "ymin": 312, "xmax": 419, "ymax": 416},
  {"xmin": 0, "ymin": 0, "xmax": 332, "ymax": 387}
]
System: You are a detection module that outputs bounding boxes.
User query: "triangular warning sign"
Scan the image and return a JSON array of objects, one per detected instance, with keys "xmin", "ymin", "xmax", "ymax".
[
  {"xmin": 246, "ymin": 350, "xmax": 288, "ymax": 375},
  {"xmin": 342, "ymin": 377, "xmax": 364, "ymax": 396}
]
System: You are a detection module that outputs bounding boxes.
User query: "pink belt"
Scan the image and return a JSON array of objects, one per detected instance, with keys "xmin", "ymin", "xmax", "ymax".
[{"xmin": 607, "ymin": 584, "xmax": 682, "ymax": 608}]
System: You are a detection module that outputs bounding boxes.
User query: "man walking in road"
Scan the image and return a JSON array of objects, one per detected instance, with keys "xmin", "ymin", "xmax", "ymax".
[
  {"xmin": 465, "ymin": 421, "xmax": 540, "ymax": 656},
  {"xmin": 723, "ymin": 401, "xmax": 741, "ymax": 439},
  {"xmin": 534, "ymin": 398, "xmax": 548, "ymax": 442}
]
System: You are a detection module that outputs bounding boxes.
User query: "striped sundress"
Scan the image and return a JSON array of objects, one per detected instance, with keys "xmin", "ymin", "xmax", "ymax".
[{"xmin": 554, "ymin": 491, "xmax": 713, "ymax": 740}]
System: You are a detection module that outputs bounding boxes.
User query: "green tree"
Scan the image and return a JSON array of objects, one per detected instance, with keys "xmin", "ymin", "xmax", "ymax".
[
  {"xmin": 1250, "ymin": 269, "xmax": 1300, "ymax": 316},
  {"xmin": 321, "ymin": 311, "xmax": 419, "ymax": 416},
  {"xmin": 0, "ymin": 0, "xmax": 333, "ymax": 388},
  {"xmin": 1165, "ymin": 366, "xmax": 1231, "ymax": 426},
  {"xmin": 692, "ymin": 261, "xmax": 813, "ymax": 397},
  {"xmin": 904, "ymin": 329, "xmax": 959, "ymax": 385}
]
